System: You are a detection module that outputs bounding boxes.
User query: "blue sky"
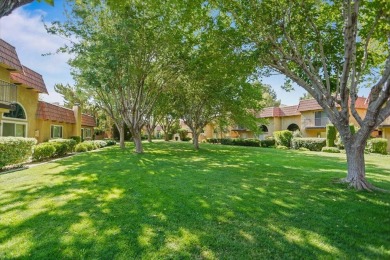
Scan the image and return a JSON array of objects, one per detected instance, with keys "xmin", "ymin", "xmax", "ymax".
[{"xmin": 0, "ymin": 1, "xmax": 370, "ymax": 106}]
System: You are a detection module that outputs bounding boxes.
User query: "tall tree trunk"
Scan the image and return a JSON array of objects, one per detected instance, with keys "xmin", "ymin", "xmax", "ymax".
[
  {"xmin": 342, "ymin": 140, "xmax": 373, "ymax": 190},
  {"xmin": 132, "ymin": 129, "xmax": 144, "ymax": 153},
  {"xmin": 193, "ymin": 133, "xmax": 200, "ymax": 150},
  {"xmin": 119, "ymin": 124, "xmax": 125, "ymax": 149},
  {"xmin": 0, "ymin": 0, "xmax": 33, "ymax": 17}
]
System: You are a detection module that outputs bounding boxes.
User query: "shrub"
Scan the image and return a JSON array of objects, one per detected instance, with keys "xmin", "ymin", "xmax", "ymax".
[
  {"xmin": 181, "ymin": 137, "xmax": 192, "ymax": 142},
  {"xmin": 366, "ymin": 138, "xmax": 388, "ymax": 155},
  {"xmin": 276, "ymin": 145, "xmax": 289, "ymax": 150},
  {"xmin": 32, "ymin": 143, "xmax": 56, "ymax": 161},
  {"xmin": 49, "ymin": 139, "xmax": 77, "ymax": 153},
  {"xmin": 75, "ymin": 143, "xmax": 88, "ymax": 153},
  {"xmin": 104, "ymin": 139, "xmax": 116, "ymax": 146},
  {"xmin": 83, "ymin": 141, "xmax": 96, "ymax": 151},
  {"xmin": 260, "ymin": 138, "xmax": 275, "ymax": 147},
  {"xmin": 206, "ymin": 138, "xmax": 219, "ymax": 144},
  {"xmin": 321, "ymin": 146, "xmax": 341, "ymax": 153},
  {"xmin": 92, "ymin": 140, "xmax": 107, "ymax": 148},
  {"xmin": 298, "ymin": 147, "xmax": 310, "ymax": 151},
  {"xmin": 221, "ymin": 138, "xmax": 233, "ymax": 145},
  {"xmin": 273, "ymin": 130, "xmax": 293, "ymax": 147},
  {"xmin": 70, "ymin": 136, "xmax": 82, "ymax": 144},
  {"xmin": 291, "ymin": 138, "xmax": 326, "ymax": 151},
  {"xmin": 177, "ymin": 128, "xmax": 189, "ymax": 140},
  {"xmin": 0, "ymin": 137, "xmax": 37, "ymax": 168},
  {"xmin": 292, "ymin": 130, "xmax": 302, "ymax": 138},
  {"xmin": 326, "ymin": 124, "xmax": 336, "ymax": 147},
  {"xmin": 51, "ymin": 142, "xmax": 68, "ymax": 157}
]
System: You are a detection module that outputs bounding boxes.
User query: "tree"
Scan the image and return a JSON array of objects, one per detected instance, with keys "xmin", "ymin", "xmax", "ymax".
[
  {"xmin": 0, "ymin": 0, "xmax": 53, "ymax": 18},
  {"xmin": 259, "ymin": 83, "xmax": 281, "ymax": 107},
  {"xmin": 217, "ymin": 0, "xmax": 390, "ymax": 190},
  {"xmin": 300, "ymin": 92, "xmax": 313, "ymax": 101}
]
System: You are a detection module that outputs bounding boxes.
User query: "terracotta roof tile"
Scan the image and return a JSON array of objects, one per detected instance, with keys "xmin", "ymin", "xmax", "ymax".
[
  {"xmin": 36, "ymin": 101, "xmax": 76, "ymax": 124},
  {"xmin": 354, "ymin": 97, "xmax": 368, "ymax": 109},
  {"xmin": 10, "ymin": 66, "xmax": 48, "ymax": 94},
  {"xmin": 0, "ymin": 39, "xmax": 22, "ymax": 72},
  {"xmin": 297, "ymin": 99, "xmax": 322, "ymax": 112},
  {"xmin": 82, "ymin": 114, "xmax": 96, "ymax": 127},
  {"xmin": 280, "ymin": 105, "xmax": 300, "ymax": 116},
  {"xmin": 258, "ymin": 107, "xmax": 276, "ymax": 117}
]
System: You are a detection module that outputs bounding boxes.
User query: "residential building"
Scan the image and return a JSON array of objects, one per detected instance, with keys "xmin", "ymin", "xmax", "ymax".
[{"xmin": 0, "ymin": 39, "xmax": 95, "ymax": 142}]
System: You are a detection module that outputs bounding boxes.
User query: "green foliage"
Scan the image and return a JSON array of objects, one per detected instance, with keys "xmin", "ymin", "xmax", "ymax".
[
  {"xmin": 181, "ymin": 137, "xmax": 192, "ymax": 142},
  {"xmin": 273, "ymin": 130, "xmax": 293, "ymax": 147},
  {"xmin": 32, "ymin": 143, "xmax": 56, "ymax": 161},
  {"xmin": 321, "ymin": 147, "xmax": 341, "ymax": 153},
  {"xmin": 0, "ymin": 137, "xmax": 37, "ymax": 168},
  {"xmin": 366, "ymin": 138, "xmax": 388, "ymax": 155},
  {"xmin": 276, "ymin": 145, "xmax": 289, "ymax": 150},
  {"xmin": 177, "ymin": 129, "xmax": 189, "ymax": 140},
  {"xmin": 206, "ymin": 138, "xmax": 220, "ymax": 144},
  {"xmin": 75, "ymin": 143, "xmax": 88, "ymax": 153},
  {"xmin": 70, "ymin": 136, "xmax": 82, "ymax": 144},
  {"xmin": 92, "ymin": 140, "xmax": 107, "ymax": 148},
  {"xmin": 220, "ymin": 138, "xmax": 260, "ymax": 147},
  {"xmin": 104, "ymin": 139, "xmax": 117, "ymax": 146},
  {"xmin": 298, "ymin": 147, "xmax": 310, "ymax": 151},
  {"xmin": 49, "ymin": 139, "xmax": 77, "ymax": 154},
  {"xmin": 83, "ymin": 141, "xmax": 97, "ymax": 151},
  {"xmin": 260, "ymin": 139, "xmax": 275, "ymax": 148},
  {"xmin": 350, "ymin": 124, "xmax": 356, "ymax": 135},
  {"xmin": 291, "ymin": 138, "xmax": 327, "ymax": 152},
  {"xmin": 326, "ymin": 124, "xmax": 336, "ymax": 147}
]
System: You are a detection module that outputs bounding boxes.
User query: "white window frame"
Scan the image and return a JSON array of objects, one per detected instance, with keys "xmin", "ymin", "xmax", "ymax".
[
  {"xmin": 50, "ymin": 125, "xmax": 63, "ymax": 139},
  {"xmin": 0, "ymin": 120, "xmax": 28, "ymax": 137},
  {"xmin": 82, "ymin": 128, "xmax": 92, "ymax": 139}
]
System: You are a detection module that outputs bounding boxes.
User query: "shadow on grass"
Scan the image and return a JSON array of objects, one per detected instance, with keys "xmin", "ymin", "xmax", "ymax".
[{"xmin": 0, "ymin": 142, "xmax": 389, "ymax": 259}]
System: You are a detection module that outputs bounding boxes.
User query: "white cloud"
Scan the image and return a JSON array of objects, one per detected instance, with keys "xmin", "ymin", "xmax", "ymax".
[{"xmin": 0, "ymin": 7, "xmax": 74, "ymax": 104}]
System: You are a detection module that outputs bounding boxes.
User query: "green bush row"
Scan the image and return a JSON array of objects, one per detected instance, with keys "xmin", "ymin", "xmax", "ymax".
[
  {"xmin": 291, "ymin": 138, "xmax": 326, "ymax": 151},
  {"xmin": 0, "ymin": 137, "xmax": 37, "ymax": 168},
  {"xmin": 321, "ymin": 146, "xmax": 341, "ymax": 153},
  {"xmin": 366, "ymin": 138, "xmax": 388, "ymax": 155},
  {"xmin": 220, "ymin": 138, "xmax": 260, "ymax": 147}
]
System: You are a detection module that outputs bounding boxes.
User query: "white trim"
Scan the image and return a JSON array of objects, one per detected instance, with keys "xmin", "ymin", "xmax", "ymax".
[
  {"xmin": 0, "ymin": 120, "xmax": 28, "ymax": 137},
  {"xmin": 50, "ymin": 124, "xmax": 63, "ymax": 139}
]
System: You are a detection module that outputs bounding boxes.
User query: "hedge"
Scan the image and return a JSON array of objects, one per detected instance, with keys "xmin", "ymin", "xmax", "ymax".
[
  {"xmin": 49, "ymin": 139, "xmax": 77, "ymax": 153},
  {"xmin": 75, "ymin": 143, "xmax": 88, "ymax": 153},
  {"xmin": 326, "ymin": 124, "xmax": 336, "ymax": 147},
  {"xmin": 366, "ymin": 138, "xmax": 388, "ymax": 155},
  {"xmin": 0, "ymin": 137, "xmax": 37, "ymax": 168},
  {"xmin": 70, "ymin": 136, "xmax": 82, "ymax": 144},
  {"xmin": 273, "ymin": 130, "xmax": 293, "ymax": 147},
  {"xmin": 291, "ymin": 138, "xmax": 326, "ymax": 151},
  {"xmin": 32, "ymin": 143, "xmax": 56, "ymax": 161},
  {"xmin": 220, "ymin": 138, "xmax": 260, "ymax": 147},
  {"xmin": 321, "ymin": 146, "xmax": 341, "ymax": 153},
  {"xmin": 260, "ymin": 139, "xmax": 275, "ymax": 148}
]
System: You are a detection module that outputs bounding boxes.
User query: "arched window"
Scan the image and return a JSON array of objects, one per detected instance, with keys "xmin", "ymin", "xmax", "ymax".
[
  {"xmin": 3, "ymin": 103, "xmax": 26, "ymax": 119},
  {"xmin": 287, "ymin": 123, "xmax": 300, "ymax": 132},
  {"xmin": 260, "ymin": 125, "xmax": 268, "ymax": 132}
]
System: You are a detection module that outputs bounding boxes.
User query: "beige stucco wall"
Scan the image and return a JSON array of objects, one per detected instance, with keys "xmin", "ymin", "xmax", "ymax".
[
  {"xmin": 281, "ymin": 115, "xmax": 301, "ymax": 131},
  {"xmin": 35, "ymin": 119, "xmax": 76, "ymax": 143},
  {"xmin": 382, "ymin": 127, "xmax": 390, "ymax": 152}
]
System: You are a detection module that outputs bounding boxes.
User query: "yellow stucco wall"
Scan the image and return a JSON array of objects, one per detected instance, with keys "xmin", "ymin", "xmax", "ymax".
[
  {"xmin": 281, "ymin": 115, "xmax": 301, "ymax": 131},
  {"xmin": 35, "ymin": 119, "xmax": 76, "ymax": 143},
  {"xmin": 382, "ymin": 127, "xmax": 390, "ymax": 152}
]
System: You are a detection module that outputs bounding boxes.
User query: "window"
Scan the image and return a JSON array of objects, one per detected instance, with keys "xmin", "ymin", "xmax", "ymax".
[
  {"xmin": 260, "ymin": 125, "xmax": 268, "ymax": 132},
  {"xmin": 2, "ymin": 122, "xmax": 26, "ymax": 137},
  {"xmin": 3, "ymin": 103, "xmax": 26, "ymax": 119},
  {"xmin": 51, "ymin": 125, "xmax": 63, "ymax": 139},
  {"xmin": 315, "ymin": 111, "xmax": 329, "ymax": 126},
  {"xmin": 82, "ymin": 128, "xmax": 92, "ymax": 139}
]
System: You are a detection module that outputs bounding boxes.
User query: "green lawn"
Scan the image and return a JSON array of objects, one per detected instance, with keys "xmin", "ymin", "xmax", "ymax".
[{"xmin": 0, "ymin": 142, "xmax": 389, "ymax": 259}]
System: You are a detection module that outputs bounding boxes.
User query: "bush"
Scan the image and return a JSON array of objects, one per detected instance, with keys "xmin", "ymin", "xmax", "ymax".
[
  {"xmin": 219, "ymin": 138, "xmax": 260, "ymax": 147},
  {"xmin": 292, "ymin": 130, "xmax": 302, "ymax": 138},
  {"xmin": 298, "ymin": 147, "xmax": 310, "ymax": 151},
  {"xmin": 260, "ymin": 138, "xmax": 275, "ymax": 148},
  {"xmin": 321, "ymin": 146, "xmax": 341, "ymax": 153},
  {"xmin": 0, "ymin": 137, "xmax": 37, "ymax": 168},
  {"xmin": 49, "ymin": 139, "xmax": 77, "ymax": 153},
  {"xmin": 75, "ymin": 143, "xmax": 88, "ymax": 153},
  {"xmin": 92, "ymin": 140, "xmax": 107, "ymax": 148},
  {"xmin": 181, "ymin": 137, "xmax": 192, "ymax": 142},
  {"xmin": 206, "ymin": 138, "xmax": 220, "ymax": 144},
  {"xmin": 104, "ymin": 139, "xmax": 116, "ymax": 146},
  {"xmin": 32, "ymin": 143, "xmax": 56, "ymax": 161},
  {"xmin": 83, "ymin": 141, "xmax": 96, "ymax": 151},
  {"xmin": 70, "ymin": 136, "xmax": 82, "ymax": 144},
  {"xmin": 366, "ymin": 138, "xmax": 388, "ymax": 155},
  {"xmin": 326, "ymin": 124, "xmax": 336, "ymax": 147},
  {"xmin": 291, "ymin": 138, "xmax": 326, "ymax": 151},
  {"xmin": 51, "ymin": 142, "xmax": 68, "ymax": 157},
  {"xmin": 273, "ymin": 130, "xmax": 293, "ymax": 147},
  {"xmin": 276, "ymin": 145, "xmax": 289, "ymax": 150},
  {"xmin": 177, "ymin": 128, "xmax": 189, "ymax": 140}
]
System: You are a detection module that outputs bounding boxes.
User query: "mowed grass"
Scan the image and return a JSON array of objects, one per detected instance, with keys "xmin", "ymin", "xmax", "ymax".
[{"xmin": 0, "ymin": 142, "xmax": 389, "ymax": 259}]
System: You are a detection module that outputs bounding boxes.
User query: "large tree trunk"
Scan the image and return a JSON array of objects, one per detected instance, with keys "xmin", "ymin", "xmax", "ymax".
[
  {"xmin": 193, "ymin": 133, "xmax": 200, "ymax": 150},
  {"xmin": 118, "ymin": 124, "xmax": 125, "ymax": 149},
  {"xmin": 146, "ymin": 128, "xmax": 153, "ymax": 143},
  {"xmin": 132, "ymin": 129, "xmax": 144, "ymax": 153}
]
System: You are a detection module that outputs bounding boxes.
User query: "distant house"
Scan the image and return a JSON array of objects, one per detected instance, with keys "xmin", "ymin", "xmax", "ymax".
[
  {"xmin": 0, "ymin": 39, "xmax": 95, "ymax": 142},
  {"xmin": 258, "ymin": 98, "xmax": 390, "ymax": 151}
]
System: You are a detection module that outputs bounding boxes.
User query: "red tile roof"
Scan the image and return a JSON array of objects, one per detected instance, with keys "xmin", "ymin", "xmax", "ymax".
[
  {"xmin": 297, "ymin": 99, "xmax": 322, "ymax": 112},
  {"xmin": 258, "ymin": 105, "xmax": 300, "ymax": 118},
  {"xmin": 354, "ymin": 97, "xmax": 368, "ymax": 109},
  {"xmin": 0, "ymin": 39, "xmax": 22, "ymax": 72},
  {"xmin": 10, "ymin": 66, "xmax": 48, "ymax": 94},
  {"xmin": 36, "ymin": 101, "xmax": 76, "ymax": 124},
  {"xmin": 82, "ymin": 114, "xmax": 96, "ymax": 127}
]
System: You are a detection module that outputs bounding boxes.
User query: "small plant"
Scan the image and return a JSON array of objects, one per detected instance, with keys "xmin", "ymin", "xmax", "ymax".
[
  {"xmin": 276, "ymin": 145, "xmax": 289, "ymax": 150},
  {"xmin": 273, "ymin": 130, "xmax": 293, "ymax": 147},
  {"xmin": 75, "ymin": 143, "xmax": 88, "ymax": 153},
  {"xmin": 321, "ymin": 146, "xmax": 341, "ymax": 153}
]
